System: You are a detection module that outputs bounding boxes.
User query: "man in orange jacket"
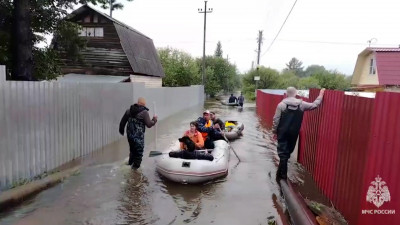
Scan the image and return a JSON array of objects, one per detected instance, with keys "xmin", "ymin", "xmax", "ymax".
[{"xmin": 196, "ymin": 110, "xmax": 214, "ymax": 149}]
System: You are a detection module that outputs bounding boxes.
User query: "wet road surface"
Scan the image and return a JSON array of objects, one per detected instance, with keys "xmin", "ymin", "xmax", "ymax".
[{"xmin": 0, "ymin": 98, "xmax": 328, "ymax": 225}]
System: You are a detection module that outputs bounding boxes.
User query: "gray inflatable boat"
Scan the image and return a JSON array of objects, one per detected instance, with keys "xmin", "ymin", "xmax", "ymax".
[{"xmin": 223, "ymin": 121, "xmax": 244, "ymax": 140}]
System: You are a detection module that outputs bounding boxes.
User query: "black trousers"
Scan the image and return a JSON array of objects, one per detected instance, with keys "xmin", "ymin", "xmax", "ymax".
[
  {"xmin": 276, "ymin": 133, "xmax": 298, "ymax": 179},
  {"xmin": 128, "ymin": 139, "xmax": 145, "ymax": 168},
  {"xmin": 277, "ymin": 133, "xmax": 298, "ymax": 161},
  {"xmin": 204, "ymin": 137, "xmax": 215, "ymax": 149}
]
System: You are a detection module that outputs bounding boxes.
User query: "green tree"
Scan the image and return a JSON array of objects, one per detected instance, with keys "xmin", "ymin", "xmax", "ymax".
[
  {"xmin": 104, "ymin": 0, "xmax": 134, "ymax": 17},
  {"xmin": 12, "ymin": 0, "xmax": 34, "ymax": 80},
  {"xmin": 33, "ymin": 47, "xmax": 60, "ymax": 80},
  {"xmin": 242, "ymin": 66, "xmax": 281, "ymax": 99},
  {"xmin": 284, "ymin": 57, "xmax": 304, "ymax": 77},
  {"xmin": 304, "ymin": 65, "xmax": 326, "ymax": 77},
  {"xmin": 158, "ymin": 47, "xmax": 201, "ymax": 87},
  {"xmin": 0, "ymin": 1, "xmax": 12, "ymax": 72},
  {"xmin": 204, "ymin": 67, "xmax": 220, "ymax": 97},
  {"xmin": 240, "ymin": 62, "xmax": 350, "ymax": 94},
  {"xmin": 52, "ymin": 21, "xmax": 87, "ymax": 63},
  {"xmin": 196, "ymin": 56, "xmax": 241, "ymax": 95},
  {"xmin": 159, "ymin": 48, "xmax": 241, "ymax": 95},
  {"xmin": 298, "ymin": 76, "xmax": 321, "ymax": 89},
  {"xmin": 312, "ymin": 70, "xmax": 351, "ymax": 90},
  {"xmin": 5, "ymin": 0, "xmax": 122, "ymax": 81},
  {"xmin": 214, "ymin": 41, "xmax": 223, "ymax": 58},
  {"xmin": 278, "ymin": 71, "xmax": 299, "ymax": 88}
]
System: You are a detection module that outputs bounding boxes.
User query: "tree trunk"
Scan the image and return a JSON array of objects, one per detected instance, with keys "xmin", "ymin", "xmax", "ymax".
[{"xmin": 12, "ymin": 0, "xmax": 33, "ymax": 81}]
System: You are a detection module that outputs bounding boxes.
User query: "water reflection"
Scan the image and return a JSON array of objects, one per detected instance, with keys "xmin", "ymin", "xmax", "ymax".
[
  {"xmin": 159, "ymin": 176, "xmax": 222, "ymax": 223},
  {"xmin": 118, "ymin": 170, "xmax": 150, "ymax": 225}
]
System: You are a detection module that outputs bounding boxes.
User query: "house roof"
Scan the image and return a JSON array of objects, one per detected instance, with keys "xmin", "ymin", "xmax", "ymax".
[
  {"xmin": 66, "ymin": 5, "xmax": 165, "ymax": 77},
  {"xmin": 114, "ymin": 23, "xmax": 165, "ymax": 78},
  {"xmin": 67, "ymin": 4, "xmax": 149, "ymax": 39},
  {"xmin": 57, "ymin": 74, "xmax": 130, "ymax": 83},
  {"xmin": 374, "ymin": 48, "xmax": 400, "ymax": 85},
  {"xmin": 370, "ymin": 47, "xmax": 400, "ymax": 52},
  {"xmin": 352, "ymin": 47, "xmax": 400, "ymax": 85}
]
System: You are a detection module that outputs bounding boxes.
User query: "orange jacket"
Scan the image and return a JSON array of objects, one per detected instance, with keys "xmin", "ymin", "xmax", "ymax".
[
  {"xmin": 180, "ymin": 130, "xmax": 204, "ymax": 150},
  {"xmin": 200, "ymin": 119, "xmax": 213, "ymax": 140}
]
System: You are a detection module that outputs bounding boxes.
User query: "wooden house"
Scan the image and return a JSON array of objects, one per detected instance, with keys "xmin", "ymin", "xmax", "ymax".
[{"xmin": 56, "ymin": 4, "xmax": 165, "ymax": 87}]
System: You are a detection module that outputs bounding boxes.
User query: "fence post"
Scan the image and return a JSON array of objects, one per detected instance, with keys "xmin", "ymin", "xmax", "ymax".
[{"xmin": 0, "ymin": 65, "xmax": 6, "ymax": 83}]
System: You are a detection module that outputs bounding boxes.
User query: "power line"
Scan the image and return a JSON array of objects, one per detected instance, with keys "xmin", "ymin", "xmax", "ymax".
[
  {"xmin": 153, "ymin": 39, "xmax": 362, "ymax": 45},
  {"xmin": 261, "ymin": 0, "xmax": 298, "ymax": 57},
  {"xmin": 277, "ymin": 39, "xmax": 367, "ymax": 46}
]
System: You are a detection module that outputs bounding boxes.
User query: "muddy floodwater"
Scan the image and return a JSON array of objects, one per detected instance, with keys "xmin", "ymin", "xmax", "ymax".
[{"xmin": 0, "ymin": 98, "xmax": 329, "ymax": 225}]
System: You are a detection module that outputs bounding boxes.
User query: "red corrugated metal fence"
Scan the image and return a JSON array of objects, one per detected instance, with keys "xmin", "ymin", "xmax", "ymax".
[
  {"xmin": 256, "ymin": 89, "xmax": 400, "ymax": 225},
  {"xmin": 357, "ymin": 92, "xmax": 400, "ymax": 225},
  {"xmin": 333, "ymin": 94, "xmax": 374, "ymax": 225},
  {"xmin": 256, "ymin": 90, "xmax": 283, "ymax": 129}
]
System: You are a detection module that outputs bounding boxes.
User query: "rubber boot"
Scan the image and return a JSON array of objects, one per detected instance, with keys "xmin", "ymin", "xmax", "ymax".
[{"xmin": 276, "ymin": 159, "xmax": 288, "ymax": 181}]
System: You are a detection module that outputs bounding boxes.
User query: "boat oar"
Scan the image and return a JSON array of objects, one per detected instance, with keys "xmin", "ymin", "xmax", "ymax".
[
  {"xmin": 149, "ymin": 102, "xmax": 161, "ymax": 157},
  {"xmin": 149, "ymin": 151, "xmax": 168, "ymax": 157},
  {"xmin": 153, "ymin": 101, "xmax": 158, "ymax": 151},
  {"xmin": 219, "ymin": 128, "xmax": 241, "ymax": 162}
]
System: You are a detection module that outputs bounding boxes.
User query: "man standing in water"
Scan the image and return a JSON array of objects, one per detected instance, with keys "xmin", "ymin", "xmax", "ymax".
[
  {"xmin": 238, "ymin": 93, "xmax": 245, "ymax": 107},
  {"xmin": 272, "ymin": 87, "xmax": 325, "ymax": 181},
  {"xmin": 119, "ymin": 97, "xmax": 157, "ymax": 169}
]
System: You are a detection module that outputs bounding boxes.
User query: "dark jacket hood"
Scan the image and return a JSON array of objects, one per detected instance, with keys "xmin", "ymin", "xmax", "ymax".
[{"xmin": 130, "ymin": 104, "xmax": 148, "ymax": 117}]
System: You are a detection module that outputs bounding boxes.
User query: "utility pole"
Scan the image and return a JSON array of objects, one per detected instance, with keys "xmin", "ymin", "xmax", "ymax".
[
  {"xmin": 226, "ymin": 55, "xmax": 229, "ymax": 93},
  {"xmin": 198, "ymin": 1, "xmax": 213, "ymax": 85},
  {"xmin": 257, "ymin": 30, "xmax": 263, "ymax": 66},
  {"xmin": 255, "ymin": 31, "xmax": 263, "ymax": 97}
]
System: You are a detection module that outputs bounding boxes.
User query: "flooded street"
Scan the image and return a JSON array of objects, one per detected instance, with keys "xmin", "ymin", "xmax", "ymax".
[{"xmin": 0, "ymin": 98, "xmax": 299, "ymax": 225}]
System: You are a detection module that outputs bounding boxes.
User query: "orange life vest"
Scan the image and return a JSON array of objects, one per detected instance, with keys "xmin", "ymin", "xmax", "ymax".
[{"xmin": 201, "ymin": 120, "xmax": 212, "ymax": 139}]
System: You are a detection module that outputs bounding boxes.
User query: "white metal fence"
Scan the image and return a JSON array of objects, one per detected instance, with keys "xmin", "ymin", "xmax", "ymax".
[{"xmin": 0, "ymin": 67, "xmax": 204, "ymax": 189}]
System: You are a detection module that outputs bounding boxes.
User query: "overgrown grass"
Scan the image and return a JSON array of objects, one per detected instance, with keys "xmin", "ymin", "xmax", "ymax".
[{"xmin": 8, "ymin": 169, "xmax": 61, "ymax": 190}]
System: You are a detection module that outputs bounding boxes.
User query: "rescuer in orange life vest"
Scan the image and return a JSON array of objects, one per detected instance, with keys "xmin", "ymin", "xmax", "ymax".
[
  {"xmin": 196, "ymin": 110, "xmax": 215, "ymax": 149},
  {"xmin": 272, "ymin": 87, "xmax": 325, "ymax": 181}
]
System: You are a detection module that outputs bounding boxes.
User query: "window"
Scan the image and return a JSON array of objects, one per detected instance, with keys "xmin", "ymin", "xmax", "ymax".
[
  {"xmin": 86, "ymin": 27, "xmax": 95, "ymax": 37},
  {"xmin": 78, "ymin": 27, "xmax": 104, "ymax": 37},
  {"xmin": 83, "ymin": 15, "xmax": 91, "ymax": 23},
  {"xmin": 369, "ymin": 58, "xmax": 376, "ymax": 75},
  {"xmin": 94, "ymin": 28, "xmax": 103, "ymax": 37},
  {"xmin": 93, "ymin": 15, "xmax": 98, "ymax": 23}
]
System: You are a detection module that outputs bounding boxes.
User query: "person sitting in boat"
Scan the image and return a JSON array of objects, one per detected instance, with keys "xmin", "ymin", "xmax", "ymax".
[
  {"xmin": 228, "ymin": 94, "xmax": 237, "ymax": 103},
  {"xmin": 224, "ymin": 121, "xmax": 236, "ymax": 132},
  {"xmin": 210, "ymin": 111, "xmax": 225, "ymax": 130},
  {"xmin": 169, "ymin": 136, "xmax": 214, "ymax": 161},
  {"xmin": 208, "ymin": 123, "xmax": 226, "ymax": 142},
  {"xmin": 196, "ymin": 110, "xmax": 214, "ymax": 149},
  {"xmin": 180, "ymin": 121, "xmax": 204, "ymax": 150}
]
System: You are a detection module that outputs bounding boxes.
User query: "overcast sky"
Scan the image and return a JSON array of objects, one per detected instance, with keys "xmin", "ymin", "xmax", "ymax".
[{"xmin": 84, "ymin": 0, "xmax": 400, "ymax": 75}]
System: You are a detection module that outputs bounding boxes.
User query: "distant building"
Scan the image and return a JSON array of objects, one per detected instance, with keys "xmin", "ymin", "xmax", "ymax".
[
  {"xmin": 351, "ymin": 47, "xmax": 400, "ymax": 92},
  {"xmin": 55, "ymin": 4, "xmax": 165, "ymax": 87}
]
